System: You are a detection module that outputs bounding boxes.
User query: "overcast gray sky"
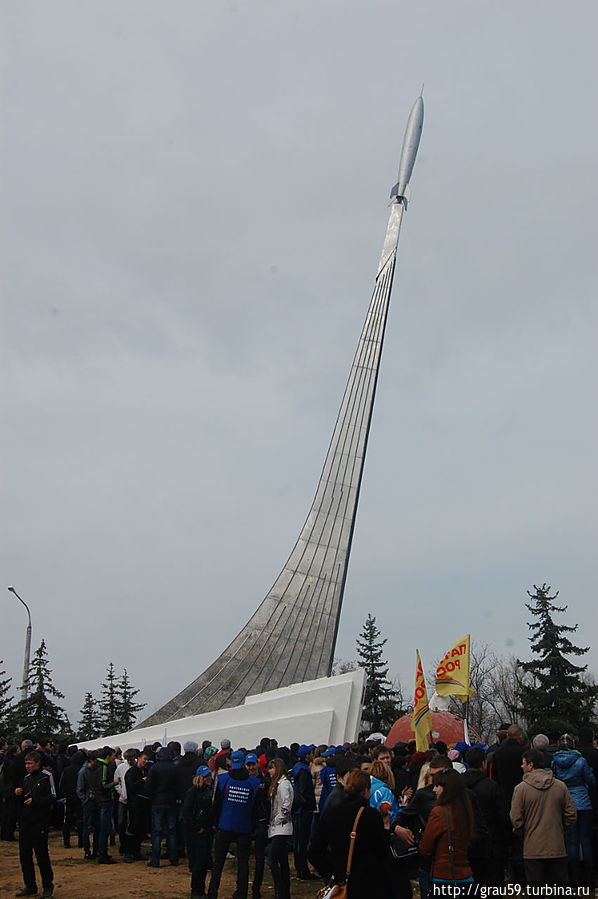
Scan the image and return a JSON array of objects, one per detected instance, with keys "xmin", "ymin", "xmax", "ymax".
[{"xmin": 2, "ymin": 1, "xmax": 597, "ymax": 726}]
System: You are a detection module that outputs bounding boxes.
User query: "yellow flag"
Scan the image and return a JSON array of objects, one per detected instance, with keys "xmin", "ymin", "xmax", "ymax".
[
  {"xmin": 411, "ymin": 649, "xmax": 432, "ymax": 751},
  {"xmin": 435, "ymin": 634, "xmax": 474, "ymax": 702}
]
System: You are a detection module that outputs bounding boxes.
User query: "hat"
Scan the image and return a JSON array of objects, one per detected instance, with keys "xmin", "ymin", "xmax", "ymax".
[
  {"xmin": 230, "ymin": 750, "xmax": 245, "ymax": 769},
  {"xmin": 221, "ymin": 738, "xmax": 231, "ymax": 750},
  {"xmin": 184, "ymin": 740, "xmax": 199, "ymax": 753},
  {"xmin": 195, "ymin": 765, "xmax": 211, "ymax": 777},
  {"xmin": 298, "ymin": 744, "xmax": 311, "ymax": 760},
  {"xmin": 203, "ymin": 746, "xmax": 217, "ymax": 761},
  {"xmin": 323, "ymin": 748, "xmax": 336, "ymax": 757},
  {"xmin": 245, "ymin": 753, "xmax": 258, "ymax": 764},
  {"xmin": 453, "ymin": 741, "xmax": 471, "ymax": 754}
]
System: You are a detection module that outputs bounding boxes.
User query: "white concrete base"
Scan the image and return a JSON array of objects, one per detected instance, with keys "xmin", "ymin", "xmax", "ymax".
[{"xmin": 78, "ymin": 669, "xmax": 366, "ymax": 752}]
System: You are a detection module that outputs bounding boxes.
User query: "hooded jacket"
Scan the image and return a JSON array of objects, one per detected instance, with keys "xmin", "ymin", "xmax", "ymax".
[
  {"xmin": 551, "ymin": 749, "xmax": 595, "ymax": 811},
  {"xmin": 145, "ymin": 748, "xmax": 178, "ymax": 807},
  {"xmin": 510, "ymin": 768, "xmax": 576, "ymax": 859}
]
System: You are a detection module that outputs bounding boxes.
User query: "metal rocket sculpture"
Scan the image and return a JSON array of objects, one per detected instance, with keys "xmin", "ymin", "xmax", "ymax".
[
  {"xmin": 390, "ymin": 92, "xmax": 424, "ymax": 208},
  {"xmin": 141, "ymin": 94, "xmax": 425, "ymax": 726}
]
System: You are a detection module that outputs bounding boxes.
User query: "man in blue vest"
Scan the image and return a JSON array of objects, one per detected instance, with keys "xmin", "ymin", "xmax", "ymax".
[
  {"xmin": 318, "ymin": 748, "xmax": 337, "ymax": 813},
  {"xmin": 207, "ymin": 750, "xmax": 260, "ymax": 899},
  {"xmin": 291, "ymin": 744, "xmax": 317, "ymax": 880}
]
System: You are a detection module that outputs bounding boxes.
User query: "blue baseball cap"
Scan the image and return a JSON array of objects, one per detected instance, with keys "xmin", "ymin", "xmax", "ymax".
[
  {"xmin": 230, "ymin": 750, "xmax": 245, "ymax": 769},
  {"xmin": 245, "ymin": 753, "xmax": 258, "ymax": 764},
  {"xmin": 195, "ymin": 765, "xmax": 211, "ymax": 777},
  {"xmin": 323, "ymin": 748, "xmax": 336, "ymax": 757}
]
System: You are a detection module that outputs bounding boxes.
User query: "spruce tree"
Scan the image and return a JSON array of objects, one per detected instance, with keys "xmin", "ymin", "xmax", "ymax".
[
  {"xmin": 517, "ymin": 584, "xmax": 598, "ymax": 733},
  {"xmin": 9, "ymin": 640, "xmax": 71, "ymax": 737},
  {"xmin": 0, "ymin": 661, "xmax": 15, "ymax": 733},
  {"xmin": 356, "ymin": 613, "xmax": 401, "ymax": 732},
  {"xmin": 116, "ymin": 669, "xmax": 145, "ymax": 732},
  {"xmin": 77, "ymin": 692, "xmax": 103, "ymax": 741},
  {"xmin": 99, "ymin": 662, "xmax": 120, "ymax": 736}
]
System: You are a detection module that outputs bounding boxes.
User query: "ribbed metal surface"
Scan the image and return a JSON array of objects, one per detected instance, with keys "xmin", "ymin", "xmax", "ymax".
[{"xmin": 142, "ymin": 200, "xmax": 405, "ymax": 725}]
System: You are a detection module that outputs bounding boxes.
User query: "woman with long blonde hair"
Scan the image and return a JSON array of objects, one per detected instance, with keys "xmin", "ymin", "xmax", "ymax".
[{"xmin": 267, "ymin": 758, "xmax": 293, "ymax": 899}]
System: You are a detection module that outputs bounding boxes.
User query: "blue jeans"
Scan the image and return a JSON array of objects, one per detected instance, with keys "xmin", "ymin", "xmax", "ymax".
[
  {"xmin": 151, "ymin": 805, "xmax": 178, "ymax": 865},
  {"xmin": 96, "ymin": 801, "xmax": 113, "ymax": 859},
  {"xmin": 566, "ymin": 809, "xmax": 594, "ymax": 865},
  {"xmin": 82, "ymin": 801, "xmax": 98, "ymax": 855},
  {"xmin": 268, "ymin": 834, "xmax": 290, "ymax": 899}
]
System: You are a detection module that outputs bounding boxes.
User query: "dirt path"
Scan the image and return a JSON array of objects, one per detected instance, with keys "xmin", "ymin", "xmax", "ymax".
[{"xmin": 0, "ymin": 832, "xmax": 318, "ymax": 899}]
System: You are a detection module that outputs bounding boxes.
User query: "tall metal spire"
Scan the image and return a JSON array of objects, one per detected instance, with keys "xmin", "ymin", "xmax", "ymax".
[{"xmin": 142, "ymin": 95, "xmax": 424, "ymax": 726}]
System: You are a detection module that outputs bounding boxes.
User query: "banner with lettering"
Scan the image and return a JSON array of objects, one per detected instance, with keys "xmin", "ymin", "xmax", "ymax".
[
  {"xmin": 411, "ymin": 649, "xmax": 432, "ymax": 751},
  {"xmin": 435, "ymin": 634, "xmax": 473, "ymax": 702}
]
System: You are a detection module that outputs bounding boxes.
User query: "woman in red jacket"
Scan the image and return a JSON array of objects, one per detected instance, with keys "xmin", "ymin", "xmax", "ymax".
[{"xmin": 419, "ymin": 767, "xmax": 474, "ymax": 889}]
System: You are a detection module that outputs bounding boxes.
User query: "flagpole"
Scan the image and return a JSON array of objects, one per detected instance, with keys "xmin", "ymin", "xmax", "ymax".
[{"xmin": 463, "ymin": 697, "xmax": 470, "ymax": 744}]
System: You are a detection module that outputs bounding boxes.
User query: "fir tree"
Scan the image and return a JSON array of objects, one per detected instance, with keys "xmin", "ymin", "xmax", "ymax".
[
  {"xmin": 77, "ymin": 692, "xmax": 103, "ymax": 741},
  {"xmin": 356, "ymin": 613, "xmax": 401, "ymax": 732},
  {"xmin": 116, "ymin": 669, "xmax": 145, "ymax": 732},
  {"xmin": 517, "ymin": 584, "xmax": 598, "ymax": 733},
  {"xmin": 0, "ymin": 661, "xmax": 15, "ymax": 733},
  {"xmin": 8, "ymin": 640, "xmax": 71, "ymax": 737},
  {"xmin": 99, "ymin": 662, "xmax": 120, "ymax": 736}
]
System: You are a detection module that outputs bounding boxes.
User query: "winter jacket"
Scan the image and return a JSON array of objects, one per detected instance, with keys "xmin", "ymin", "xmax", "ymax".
[
  {"xmin": 59, "ymin": 751, "xmax": 87, "ymax": 802},
  {"xmin": 461, "ymin": 767, "xmax": 510, "ymax": 856},
  {"xmin": 268, "ymin": 776, "xmax": 293, "ymax": 837},
  {"xmin": 181, "ymin": 783, "xmax": 214, "ymax": 833},
  {"xmin": 369, "ymin": 775, "xmax": 400, "ymax": 821},
  {"xmin": 551, "ymin": 750, "xmax": 596, "ymax": 811},
  {"xmin": 419, "ymin": 804, "xmax": 473, "ymax": 881},
  {"xmin": 176, "ymin": 751, "xmax": 199, "ymax": 801},
  {"xmin": 144, "ymin": 748, "xmax": 178, "ymax": 807},
  {"xmin": 319, "ymin": 763, "xmax": 337, "ymax": 812},
  {"xmin": 491, "ymin": 738, "xmax": 525, "ymax": 803},
  {"xmin": 93, "ymin": 756, "xmax": 116, "ymax": 803},
  {"xmin": 19, "ymin": 769, "xmax": 53, "ymax": 827},
  {"xmin": 510, "ymin": 768, "xmax": 577, "ymax": 859},
  {"xmin": 77, "ymin": 763, "xmax": 98, "ymax": 804},
  {"xmin": 309, "ymin": 796, "xmax": 390, "ymax": 898},
  {"xmin": 291, "ymin": 761, "xmax": 316, "ymax": 813}
]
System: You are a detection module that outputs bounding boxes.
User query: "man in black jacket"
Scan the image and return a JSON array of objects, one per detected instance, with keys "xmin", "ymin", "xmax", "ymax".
[
  {"xmin": 124, "ymin": 751, "xmax": 150, "ymax": 861},
  {"xmin": 463, "ymin": 747, "xmax": 510, "ymax": 886},
  {"xmin": 15, "ymin": 750, "xmax": 54, "ymax": 898},
  {"xmin": 145, "ymin": 746, "xmax": 179, "ymax": 867}
]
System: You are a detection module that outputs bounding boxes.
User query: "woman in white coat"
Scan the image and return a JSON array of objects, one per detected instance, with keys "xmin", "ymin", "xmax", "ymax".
[{"xmin": 267, "ymin": 758, "xmax": 294, "ymax": 899}]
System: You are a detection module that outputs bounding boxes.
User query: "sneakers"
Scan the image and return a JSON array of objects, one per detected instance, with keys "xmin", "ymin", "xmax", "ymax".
[
  {"xmin": 41, "ymin": 891, "xmax": 54, "ymax": 899},
  {"xmin": 147, "ymin": 861, "xmax": 160, "ymax": 868},
  {"xmin": 15, "ymin": 890, "xmax": 37, "ymax": 897},
  {"xmin": 98, "ymin": 855, "xmax": 117, "ymax": 864}
]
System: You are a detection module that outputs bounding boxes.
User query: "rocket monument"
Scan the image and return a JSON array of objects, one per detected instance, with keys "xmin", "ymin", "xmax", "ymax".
[{"xmin": 142, "ymin": 94, "xmax": 424, "ymax": 726}]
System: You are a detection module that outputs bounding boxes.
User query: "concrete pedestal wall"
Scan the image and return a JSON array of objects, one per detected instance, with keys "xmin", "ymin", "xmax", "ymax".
[{"xmin": 78, "ymin": 669, "xmax": 365, "ymax": 753}]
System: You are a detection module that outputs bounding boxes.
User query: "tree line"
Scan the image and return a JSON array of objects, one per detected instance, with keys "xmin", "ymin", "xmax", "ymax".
[
  {"xmin": 343, "ymin": 584, "xmax": 598, "ymax": 739},
  {"xmin": 1, "ymin": 583, "xmax": 596, "ymax": 744},
  {"xmin": 0, "ymin": 644, "xmax": 145, "ymax": 742}
]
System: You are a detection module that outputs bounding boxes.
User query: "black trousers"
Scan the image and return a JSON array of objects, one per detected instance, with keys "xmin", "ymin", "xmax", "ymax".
[
  {"xmin": 19, "ymin": 821, "xmax": 54, "ymax": 891},
  {"xmin": 208, "ymin": 829, "xmax": 251, "ymax": 899},
  {"xmin": 524, "ymin": 856, "xmax": 569, "ymax": 885}
]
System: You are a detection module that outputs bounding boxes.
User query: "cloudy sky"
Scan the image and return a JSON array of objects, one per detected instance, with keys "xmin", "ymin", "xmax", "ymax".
[{"xmin": 2, "ymin": 1, "xmax": 597, "ymax": 726}]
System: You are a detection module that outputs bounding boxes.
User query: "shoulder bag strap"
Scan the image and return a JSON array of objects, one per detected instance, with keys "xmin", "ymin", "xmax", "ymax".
[
  {"xmin": 443, "ymin": 806, "xmax": 456, "ymax": 883},
  {"xmin": 345, "ymin": 806, "xmax": 365, "ymax": 881}
]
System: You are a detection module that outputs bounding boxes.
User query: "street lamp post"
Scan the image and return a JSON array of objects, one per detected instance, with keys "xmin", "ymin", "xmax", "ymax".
[{"xmin": 8, "ymin": 586, "xmax": 32, "ymax": 702}]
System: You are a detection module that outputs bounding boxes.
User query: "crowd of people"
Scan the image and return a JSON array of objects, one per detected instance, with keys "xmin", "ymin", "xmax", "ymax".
[{"xmin": 1, "ymin": 723, "xmax": 597, "ymax": 898}]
